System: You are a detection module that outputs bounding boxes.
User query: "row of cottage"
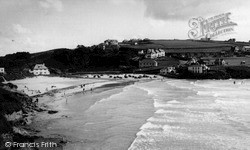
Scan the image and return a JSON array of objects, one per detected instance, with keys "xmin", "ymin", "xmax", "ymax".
[{"xmin": 139, "ymin": 59, "xmax": 210, "ymax": 74}]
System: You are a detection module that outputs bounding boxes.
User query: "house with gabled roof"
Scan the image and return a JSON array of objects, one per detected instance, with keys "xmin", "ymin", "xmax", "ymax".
[{"xmin": 32, "ymin": 64, "xmax": 50, "ymax": 75}]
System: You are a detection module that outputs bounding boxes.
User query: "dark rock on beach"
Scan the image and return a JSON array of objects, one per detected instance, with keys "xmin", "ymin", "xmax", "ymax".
[{"xmin": 48, "ymin": 110, "xmax": 58, "ymax": 114}]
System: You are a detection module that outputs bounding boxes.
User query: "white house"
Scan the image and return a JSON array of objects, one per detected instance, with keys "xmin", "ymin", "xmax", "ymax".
[
  {"xmin": 32, "ymin": 64, "xmax": 50, "ymax": 75},
  {"xmin": 188, "ymin": 64, "xmax": 209, "ymax": 74},
  {"xmin": 139, "ymin": 59, "xmax": 158, "ymax": 68},
  {"xmin": 145, "ymin": 49, "xmax": 165, "ymax": 59},
  {"xmin": 0, "ymin": 67, "xmax": 5, "ymax": 74}
]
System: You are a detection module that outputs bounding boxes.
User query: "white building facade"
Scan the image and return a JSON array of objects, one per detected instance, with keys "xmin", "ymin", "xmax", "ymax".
[
  {"xmin": 33, "ymin": 64, "xmax": 50, "ymax": 75},
  {"xmin": 188, "ymin": 64, "xmax": 209, "ymax": 74},
  {"xmin": 145, "ymin": 49, "xmax": 165, "ymax": 59}
]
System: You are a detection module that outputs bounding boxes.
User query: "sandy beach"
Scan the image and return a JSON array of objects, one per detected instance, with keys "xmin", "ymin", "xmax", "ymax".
[
  {"xmin": 10, "ymin": 74, "xmax": 162, "ymax": 149},
  {"xmin": 6, "ymin": 75, "xmax": 250, "ymax": 150}
]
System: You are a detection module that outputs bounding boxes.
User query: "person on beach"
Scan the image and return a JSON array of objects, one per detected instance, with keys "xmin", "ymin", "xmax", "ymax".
[
  {"xmin": 35, "ymin": 98, "xmax": 39, "ymax": 106},
  {"xmin": 234, "ymin": 81, "xmax": 236, "ymax": 84}
]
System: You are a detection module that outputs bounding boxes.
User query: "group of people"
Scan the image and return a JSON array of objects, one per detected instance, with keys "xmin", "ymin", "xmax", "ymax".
[
  {"xmin": 80, "ymin": 83, "xmax": 93, "ymax": 93},
  {"xmin": 22, "ymin": 86, "xmax": 41, "ymax": 95},
  {"xmin": 233, "ymin": 81, "xmax": 245, "ymax": 84}
]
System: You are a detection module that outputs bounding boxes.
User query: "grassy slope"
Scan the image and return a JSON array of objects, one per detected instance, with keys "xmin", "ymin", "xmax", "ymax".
[{"xmin": 121, "ymin": 39, "xmax": 250, "ymax": 49}]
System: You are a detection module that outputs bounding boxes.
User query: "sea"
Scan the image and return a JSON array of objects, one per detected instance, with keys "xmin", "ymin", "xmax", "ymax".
[
  {"xmin": 127, "ymin": 79, "xmax": 250, "ymax": 150},
  {"xmin": 24, "ymin": 78, "xmax": 250, "ymax": 150}
]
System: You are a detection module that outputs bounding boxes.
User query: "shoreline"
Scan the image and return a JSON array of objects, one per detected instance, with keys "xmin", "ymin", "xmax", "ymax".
[{"xmin": 10, "ymin": 75, "xmax": 159, "ymax": 149}]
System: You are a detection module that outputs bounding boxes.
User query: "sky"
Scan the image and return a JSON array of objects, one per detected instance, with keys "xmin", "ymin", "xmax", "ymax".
[{"xmin": 0, "ymin": 0, "xmax": 250, "ymax": 56}]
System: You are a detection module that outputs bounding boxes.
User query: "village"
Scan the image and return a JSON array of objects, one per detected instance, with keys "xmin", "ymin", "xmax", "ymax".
[
  {"xmin": 92, "ymin": 38, "xmax": 250, "ymax": 78},
  {"xmin": 1, "ymin": 38, "xmax": 250, "ymax": 80}
]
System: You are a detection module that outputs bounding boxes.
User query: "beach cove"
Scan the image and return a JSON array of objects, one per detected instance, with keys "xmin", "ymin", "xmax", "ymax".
[
  {"xmin": 9, "ymin": 75, "xmax": 160, "ymax": 149},
  {"xmin": 10, "ymin": 76, "xmax": 250, "ymax": 150}
]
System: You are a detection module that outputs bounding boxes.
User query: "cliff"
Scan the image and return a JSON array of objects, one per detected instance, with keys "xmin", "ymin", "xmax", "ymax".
[{"xmin": 0, "ymin": 83, "xmax": 37, "ymax": 149}]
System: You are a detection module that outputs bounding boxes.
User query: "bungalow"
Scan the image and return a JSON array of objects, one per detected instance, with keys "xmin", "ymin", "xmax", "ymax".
[
  {"xmin": 188, "ymin": 64, "xmax": 209, "ymax": 74},
  {"xmin": 139, "ymin": 59, "xmax": 158, "ymax": 68},
  {"xmin": 32, "ymin": 64, "xmax": 50, "ymax": 75}
]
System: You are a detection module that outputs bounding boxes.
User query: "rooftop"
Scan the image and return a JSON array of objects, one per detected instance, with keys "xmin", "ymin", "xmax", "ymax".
[{"xmin": 34, "ymin": 64, "xmax": 48, "ymax": 70}]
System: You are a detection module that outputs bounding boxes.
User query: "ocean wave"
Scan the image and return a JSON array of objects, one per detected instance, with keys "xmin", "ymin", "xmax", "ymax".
[
  {"xmin": 140, "ymin": 122, "xmax": 163, "ymax": 130},
  {"xmin": 153, "ymin": 100, "xmax": 172, "ymax": 108},
  {"xmin": 155, "ymin": 109, "xmax": 178, "ymax": 114}
]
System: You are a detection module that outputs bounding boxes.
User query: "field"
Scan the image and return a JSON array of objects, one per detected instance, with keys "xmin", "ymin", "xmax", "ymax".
[
  {"xmin": 223, "ymin": 57, "xmax": 250, "ymax": 67},
  {"xmin": 151, "ymin": 40, "xmax": 233, "ymax": 48},
  {"xmin": 121, "ymin": 40, "xmax": 236, "ymax": 49},
  {"xmin": 121, "ymin": 39, "xmax": 250, "ymax": 50}
]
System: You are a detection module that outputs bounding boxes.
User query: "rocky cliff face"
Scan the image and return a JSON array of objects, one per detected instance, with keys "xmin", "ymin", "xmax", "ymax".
[{"xmin": 0, "ymin": 84, "xmax": 37, "ymax": 149}]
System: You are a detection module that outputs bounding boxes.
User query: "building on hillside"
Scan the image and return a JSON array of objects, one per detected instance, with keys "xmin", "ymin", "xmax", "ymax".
[
  {"xmin": 138, "ymin": 50, "xmax": 144, "ymax": 55},
  {"xmin": 201, "ymin": 37, "xmax": 210, "ymax": 41},
  {"xmin": 32, "ymin": 64, "xmax": 50, "ymax": 75},
  {"xmin": 98, "ymin": 43, "xmax": 106, "ymax": 50},
  {"xmin": 160, "ymin": 66, "xmax": 176, "ymax": 75},
  {"xmin": 214, "ymin": 58, "xmax": 226, "ymax": 65},
  {"xmin": 233, "ymin": 46, "xmax": 240, "ymax": 53},
  {"xmin": 242, "ymin": 46, "xmax": 250, "ymax": 52},
  {"xmin": 145, "ymin": 49, "xmax": 157, "ymax": 59},
  {"xmin": 145, "ymin": 49, "xmax": 165, "ymax": 59},
  {"xmin": 186, "ymin": 57, "xmax": 198, "ymax": 65},
  {"xmin": 104, "ymin": 39, "xmax": 118, "ymax": 46},
  {"xmin": 0, "ymin": 67, "xmax": 5, "ymax": 74},
  {"xmin": 188, "ymin": 64, "xmax": 209, "ymax": 74},
  {"xmin": 202, "ymin": 59, "xmax": 215, "ymax": 66},
  {"xmin": 139, "ymin": 59, "xmax": 158, "ymax": 68},
  {"xmin": 157, "ymin": 49, "xmax": 165, "ymax": 57}
]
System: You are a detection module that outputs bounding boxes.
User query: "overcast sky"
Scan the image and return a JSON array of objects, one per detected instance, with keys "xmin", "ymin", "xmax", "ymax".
[{"xmin": 0, "ymin": 0, "xmax": 250, "ymax": 56}]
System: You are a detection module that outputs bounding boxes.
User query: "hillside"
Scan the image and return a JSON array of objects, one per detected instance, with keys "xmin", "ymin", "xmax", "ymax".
[
  {"xmin": 1, "ymin": 39, "xmax": 250, "ymax": 81},
  {"xmin": 121, "ymin": 39, "xmax": 250, "ymax": 50}
]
